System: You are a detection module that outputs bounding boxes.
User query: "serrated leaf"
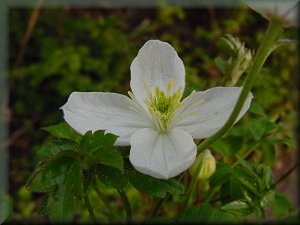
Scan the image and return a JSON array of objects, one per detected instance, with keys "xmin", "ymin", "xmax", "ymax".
[
  {"xmin": 0, "ymin": 196, "xmax": 13, "ymax": 224},
  {"xmin": 126, "ymin": 169, "xmax": 183, "ymax": 198},
  {"xmin": 48, "ymin": 159, "xmax": 83, "ymax": 222},
  {"xmin": 238, "ymin": 177, "xmax": 259, "ymax": 196},
  {"xmin": 221, "ymin": 200, "xmax": 253, "ymax": 216},
  {"xmin": 95, "ymin": 164, "xmax": 128, "ymax": 190},
  {"xmin": 48, "ymin": 186, "xmax": 73, "ymax": 222},
  {"xmin": 182, "ymin": 203, "xmax": 213, "ymax": 223},
  {"xmin": 80, "ymin": 130, "xmax": 117, "ymax": 152},
  {"xmin": 80, "ymin": 131, "xmax": 123, "ymax": 171},
  {"xmin": 260, "ymin": 190, "xmax": 275, "ymax": 208},
  {"xmin": 38, "ymin": 138, "xmax": 79, "ymax": 158},
  {"xmin": 42, "ymin": 122, "xmax": 82, "ymax": 143}
]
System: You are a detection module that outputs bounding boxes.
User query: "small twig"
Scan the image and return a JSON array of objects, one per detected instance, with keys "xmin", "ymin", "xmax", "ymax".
[
  {"xmin": 16, "ymin": 0, "xmax": 43, "ymax": 67},
  {"xmin": 276, "ymin": 162, "xmax": 299, "ymax": 185}
]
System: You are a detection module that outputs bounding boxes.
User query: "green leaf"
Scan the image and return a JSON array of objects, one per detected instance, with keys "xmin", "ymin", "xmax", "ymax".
[
  {"xmin": 48, "ymin": 186, "xmax": 74, "ymax": 222},
  {"xmin": 182, "ymin": 203, "xmax": 213, "ymax": 223},
  {"xmin": 220, "ymin": 169, "xmax": 244, "ymax": 202},
  {"xmin": 221, "ymin": 200, "xmax": 253, "ymax": 216},
  {"xmin": 265, "ymin": 136, "xmax": 296, "ymax": 149},
  {"xmin": 48, "ymin": 159, "xmax": 83, "ymax": 222},
  {"xmin": 42, "ymin": 122, "xmax": 82, "ymax": 143},
  {"xmin": 260, "ymin": 190, "xmax": 275, "ymax": 208},
  {"xmin": 261, "ymin": 143, "xmax": 276, "ymax": 166},
  {"xmin": 0, "ymin": 196, "xmax": 13, "ymax": 224},
  {"xmin": 272, "ymin": 192, "xmax": 293, "ymax": 218},
  {"xmin": 81, "ymin": 130, "xmax": 117, "ymax": 152},
  {"xmin": 249, "ymin": 101, "xmax": 267, "ymax": 118},
  {"xmin": 95, "ymin": 164, "xmax": 128, "ymax": 190},
  {"xmin": 248, "ymin": 118, "xmax": 277, "ymax": 141},
  {"xmin": 212, "ymin": 136, "xmax": 243, "ymax": 157},
  {"xmin": 38, "ymin": 138, "xmax": 79, "ymax": 158},
  {"xmin": 214, "ymin": 56, "xmax": 229, "ymax": 75},
  {"xmin": 210, "ymin": 162, "xmax": 231, "ymax": 187},
  {"xmin": 80, "ymin": 131, "xmax": 123, "ymax": 171},
  {"xmin": 238, "ymin": 177, "xmax": 259, "ymax": 196},
  {"xmin": 126, "ymin": 169, "xmax": 183, "ymax": 198},
  {"xmin": 209, "ymin": 209, "xmax": 237, "ymax": 223}
]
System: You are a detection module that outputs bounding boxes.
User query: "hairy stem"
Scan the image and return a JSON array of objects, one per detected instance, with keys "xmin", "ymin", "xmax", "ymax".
[{"xmin": 197, "ymin": 21, "xmax": 283, "ymax": 154}]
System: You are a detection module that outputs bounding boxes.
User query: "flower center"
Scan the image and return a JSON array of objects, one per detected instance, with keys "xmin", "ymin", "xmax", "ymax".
[{"xmin": 144, "ymin": 81, "xmax": 182, "ymax": 132}]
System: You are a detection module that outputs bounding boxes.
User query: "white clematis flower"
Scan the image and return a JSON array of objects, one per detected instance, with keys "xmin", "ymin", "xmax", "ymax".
[
  {"xmin": 243, "ymin": 0, "xmax": 299, "ymax": 27},
  {"xmin": 61, "ymin": 40, "xmax": 253, "ymax": 179}
]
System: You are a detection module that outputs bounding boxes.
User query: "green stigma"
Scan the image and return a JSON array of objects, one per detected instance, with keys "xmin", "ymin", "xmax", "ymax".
[{"xmin": 144, "ymin": 81, "xmax": 182, "ymax": 132}]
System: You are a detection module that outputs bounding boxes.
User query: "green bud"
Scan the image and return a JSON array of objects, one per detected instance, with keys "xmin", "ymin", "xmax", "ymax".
[
  {"xmin": 189, "ymin": 150, "xmax": 216, "ymax": 180},
  {"xmin": 222, "ymin": 34, "xmax": 253, "ymax": 86}
]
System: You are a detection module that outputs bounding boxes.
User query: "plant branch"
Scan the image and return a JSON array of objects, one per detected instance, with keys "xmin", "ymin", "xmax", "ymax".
[
  {"xmin": 16, "ymin": 0, "xmax": 43, "ymax": 67},
  {"xmin": 276, "ymin": 162, "xmax": 299, "ymax": 185}
]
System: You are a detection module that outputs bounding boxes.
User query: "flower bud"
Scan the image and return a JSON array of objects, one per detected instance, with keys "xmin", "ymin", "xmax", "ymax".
[
  {"xmin": 222, "ymin": 34, "xmax": 253, "ymax": 86},
  {"xmin": 189, "ymin": 150, "xmax": 216, "ymax": 180}
]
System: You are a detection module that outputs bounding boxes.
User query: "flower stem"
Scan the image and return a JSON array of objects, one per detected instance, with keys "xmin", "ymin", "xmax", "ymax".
[
  {"xmin": 197, "ymin": 21, "xmax": 283, "ymax": 154},
  {"xmin": 149, "ymin": 197, "xmax": 167, "ymax": 219},
  {"xmin": 118, "ymin": 190, "xmax": 132, "ymax": 224},
  {"xmin": 178, "ymin": 161, "xmax": 204, "ymax": 217},
  {"xmin": 92, "ymin": 181, "xmax": 115, "ymax": 216},
  {"xmin": 84, "ymin": 193, "xmax": 98, "ymax": 223}
]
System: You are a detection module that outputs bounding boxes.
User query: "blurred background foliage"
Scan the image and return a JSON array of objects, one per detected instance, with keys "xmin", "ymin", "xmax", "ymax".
[{"xmin": 8, "ymin": 3, "xmax": 297, "ymax": 222}]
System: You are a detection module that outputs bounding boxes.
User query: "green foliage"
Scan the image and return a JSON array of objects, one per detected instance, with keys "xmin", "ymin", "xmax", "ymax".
[
  {"xmin": 181, "ymin": 203, "xmax": 213, "ymax": 223},
  {"xmin": 126, "ymin": 169, "xmax": 184, "ymax": 198},
  {"xmin": 10, "ymin": 5, "xmax": 297, "ymax": 223},
  {"xmin": 272, "ymin": 192, "xmax": 293, "ymax": 218},
  {"xmin": 26, "ymin": 123, "xmax": 125, "ymax": 222},
  {"xmin": 42, "ymin": 122, "xmax": 82, "ymax": 143}
]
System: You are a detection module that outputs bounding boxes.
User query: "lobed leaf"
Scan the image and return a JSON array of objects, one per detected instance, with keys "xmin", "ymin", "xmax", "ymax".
[
  {"xmin": 42, "ymin": 122, "xmax": 82, "ymax": 143},
  {"xmin": 126, "ymin": 169, "xmax": 183, "ymax": 198},
  {"xmin": 95, "ymin": 164, "xmax": 128, "ymax": 190}
]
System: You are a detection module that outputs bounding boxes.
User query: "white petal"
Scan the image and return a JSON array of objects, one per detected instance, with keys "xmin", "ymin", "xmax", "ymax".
[
  {"xmin": 130, "ymin": 40, "xmax": 185, "ymax": 106},
  {"xmin": 129, "ymin": 128, "xmax": 196, "ymax": 179},
  {"xmin": 174, "ymin": 87, "xmax": 253, "ymax": 139},
  {"xmin": 61, "ymin": 92, "xmax": 151, "ymax": 145},
  {"xmin": 243, "ymin": 0, "xmax": 299, "ymax": 27}
]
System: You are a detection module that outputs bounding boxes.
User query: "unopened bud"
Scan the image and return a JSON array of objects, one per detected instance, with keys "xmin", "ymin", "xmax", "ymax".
[
  {"xmin": 189, "ymin": 150, "xmax": 216, "ymax": 180},
  {"xmin": 222, "ymin": 34, "xmax": 253, "ymax": 86}
]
